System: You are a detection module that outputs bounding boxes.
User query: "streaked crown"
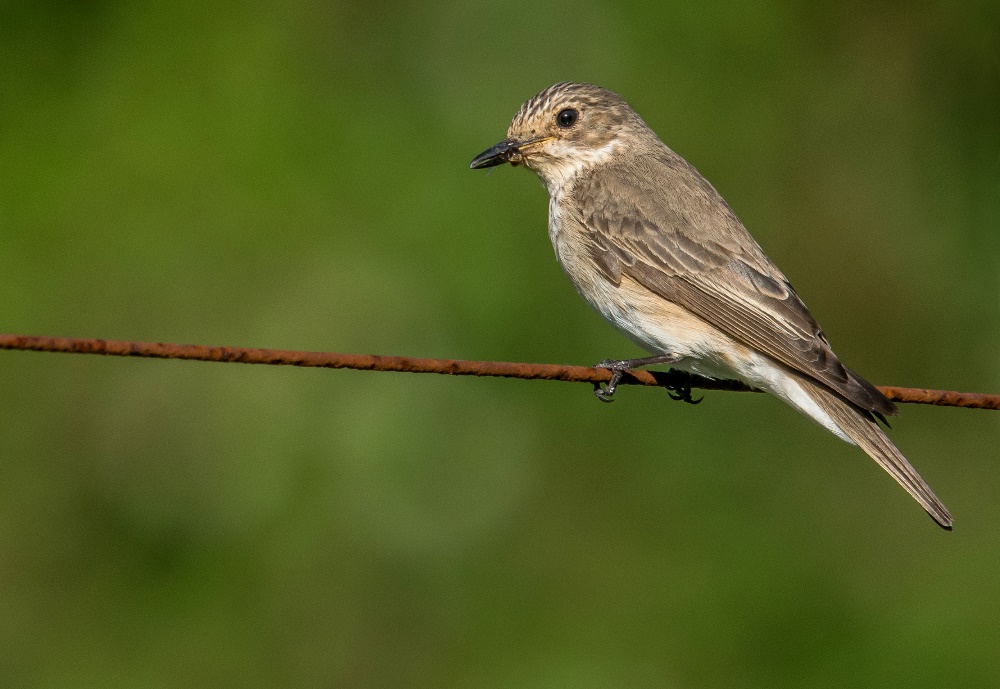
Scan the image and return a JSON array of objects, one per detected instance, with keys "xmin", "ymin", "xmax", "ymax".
[{"xmin": 503, "ymin": 82, "xmax": 656, "ymax": 188}]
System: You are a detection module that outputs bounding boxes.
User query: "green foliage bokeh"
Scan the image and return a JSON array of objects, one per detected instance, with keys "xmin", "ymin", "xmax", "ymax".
[{"xmin": 0, "ymin": 2, "xmax": 998, "ymax": 687}]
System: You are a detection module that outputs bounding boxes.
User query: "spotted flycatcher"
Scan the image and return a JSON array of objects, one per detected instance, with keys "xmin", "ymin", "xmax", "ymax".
[{"xmin": 471, "ymin": 82, "xmax": 951, "ymax": 529}]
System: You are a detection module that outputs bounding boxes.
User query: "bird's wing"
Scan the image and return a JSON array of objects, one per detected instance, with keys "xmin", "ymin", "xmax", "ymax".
[{"xmin": 574, "ymin": 153, "xmax": 897, "ymax": 417}]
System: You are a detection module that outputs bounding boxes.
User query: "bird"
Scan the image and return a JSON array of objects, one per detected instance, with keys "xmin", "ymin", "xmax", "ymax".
[{"xmin": 470, "ymin": 81, "xmax": 952, "ymax": 530}]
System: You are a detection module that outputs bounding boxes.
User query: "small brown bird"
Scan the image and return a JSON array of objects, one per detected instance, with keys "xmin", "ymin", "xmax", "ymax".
[{"xmin": 471, "ymin": 81, "xmax": 952, "ymax": 529}]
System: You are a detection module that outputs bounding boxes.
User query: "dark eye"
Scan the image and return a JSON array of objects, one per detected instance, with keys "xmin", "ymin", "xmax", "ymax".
[{"xmin": 556, "ymin": 108, "xmax": 579, "ymax": 128}]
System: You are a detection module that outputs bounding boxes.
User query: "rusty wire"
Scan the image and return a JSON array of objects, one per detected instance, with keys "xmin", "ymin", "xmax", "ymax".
[{"xmin": 1, "ymin": 333, "xmax": 997, "ymax": 410}]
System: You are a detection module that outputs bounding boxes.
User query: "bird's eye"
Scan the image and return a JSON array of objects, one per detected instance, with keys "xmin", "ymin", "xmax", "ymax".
[{"xmin": 556, "ymin": 108, "xmax": 579, "ymax": 128}]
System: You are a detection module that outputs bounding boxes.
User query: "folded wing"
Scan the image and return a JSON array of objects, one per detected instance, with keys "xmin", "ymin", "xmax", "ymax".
[{"xmin": 574, "ymin": 152, "xmax": 897, "ymax": 418}]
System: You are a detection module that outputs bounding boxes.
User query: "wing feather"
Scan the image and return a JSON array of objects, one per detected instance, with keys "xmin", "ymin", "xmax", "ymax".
[{"xmin": 574, "ymin": 151, "xmax": 897, "ymax": 417}]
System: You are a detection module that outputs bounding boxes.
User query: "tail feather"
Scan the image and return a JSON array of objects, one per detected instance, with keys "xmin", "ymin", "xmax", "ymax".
[{"xmin": 801, "ymin": 379, "xmax": 953, "ymax": 530}]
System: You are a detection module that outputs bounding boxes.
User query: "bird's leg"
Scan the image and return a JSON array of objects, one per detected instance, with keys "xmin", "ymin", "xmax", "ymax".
[{"xmin": 593, "ymin": 353, "xmax": 682, "ymax": 402}]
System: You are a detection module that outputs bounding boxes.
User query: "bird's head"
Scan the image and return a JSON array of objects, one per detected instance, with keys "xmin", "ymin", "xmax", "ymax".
[{"xmin": 470, "ymin": 82, "xmax": 650, "ymax": 190}]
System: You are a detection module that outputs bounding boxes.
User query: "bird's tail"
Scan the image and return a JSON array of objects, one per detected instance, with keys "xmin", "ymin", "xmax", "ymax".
[{"xmin": 800, "ymin": 379, "xmax": 953, "ymax": 530}]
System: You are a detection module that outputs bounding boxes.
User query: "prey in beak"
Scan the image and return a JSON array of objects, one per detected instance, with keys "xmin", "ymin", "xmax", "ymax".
[{"xmin": 469, "ymin": 137, "xmax": 552, "ymax": 169}]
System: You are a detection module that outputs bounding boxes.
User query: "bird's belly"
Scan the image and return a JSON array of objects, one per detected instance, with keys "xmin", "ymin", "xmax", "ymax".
[
  {"xmin": 557, "ymin": 251, "xmax": 743, "ymax": 379},
  {"xmin": 550, "ymin": 215, "xmax": 749, "ymax": 381},
  {"xmin": 555, "ymin": 246, "xmax": 850, "ymax": 437}
]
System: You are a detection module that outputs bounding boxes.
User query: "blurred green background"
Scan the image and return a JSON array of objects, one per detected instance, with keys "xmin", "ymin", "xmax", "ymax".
[{"xmin": 1, "ymin": 1, "xmax": 998, "ymax": 687}]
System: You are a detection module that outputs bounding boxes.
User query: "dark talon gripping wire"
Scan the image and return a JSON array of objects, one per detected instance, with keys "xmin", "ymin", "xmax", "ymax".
[{"xmin": 664, "ymin": 369, "xmax": 703, "ymax": 405}]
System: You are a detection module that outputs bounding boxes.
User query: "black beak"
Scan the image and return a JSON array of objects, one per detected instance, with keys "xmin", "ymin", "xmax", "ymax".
[{"xmin": 469, "ymin": 139, "xmax": 518, "ymax": 169}]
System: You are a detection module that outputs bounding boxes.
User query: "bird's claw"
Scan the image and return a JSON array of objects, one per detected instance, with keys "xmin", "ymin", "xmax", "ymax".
[
  {"xmin": 593, "ymin": 386, "xmax": 615, "ymax": 402},
  {"xmin": 592, "ymin": 359, "xmax": 631, "ymax": 402},
  {"xmin": 593, "ymin": 378, "xmax": 619, "ymax": 402},
  {"xmin": 593, "ymin": 358, "xmax": 704, "ymax": 405},
  {"xmin": 665, "ymin": 369, "xmax": 703, "ymax": 405}
]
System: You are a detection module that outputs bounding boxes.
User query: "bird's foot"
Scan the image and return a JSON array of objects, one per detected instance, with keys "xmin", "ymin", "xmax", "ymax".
[
  {"xmin": 664, "ymin": 369, "xmax": 703, "ymax": 405},
  {"xmin": 592, "ymin": 354, "xmax": 682, "ymax": 403},
  {"xmin": 593, "ymin": 359, "xmax": 629, "ymax": 402}
]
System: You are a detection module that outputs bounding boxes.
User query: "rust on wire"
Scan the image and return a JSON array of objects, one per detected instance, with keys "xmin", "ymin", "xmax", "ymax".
[
  {"xmin": 877, "ymin": 386, "xmax": 1000, "ymax": 410},
  {"xmin": 0, "ymin": 333, "xmax": 997, "ymax": 410}
]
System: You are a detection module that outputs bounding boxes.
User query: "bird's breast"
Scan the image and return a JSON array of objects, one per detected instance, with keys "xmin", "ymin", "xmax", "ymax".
[{"xmin": 546, "ymin": 197, "xmax": 756, "ymax": 381}]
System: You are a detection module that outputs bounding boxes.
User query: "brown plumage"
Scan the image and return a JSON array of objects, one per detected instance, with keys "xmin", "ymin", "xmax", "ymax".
[{"xmin": 471, "ymin": 82, "xmax": 952, "ymax": 529}]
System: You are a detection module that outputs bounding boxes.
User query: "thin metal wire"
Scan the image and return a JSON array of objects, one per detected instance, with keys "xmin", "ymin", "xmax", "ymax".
[{"xmin": 1, "ymin": 333, "xmax": 997, "ymax": 410}]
